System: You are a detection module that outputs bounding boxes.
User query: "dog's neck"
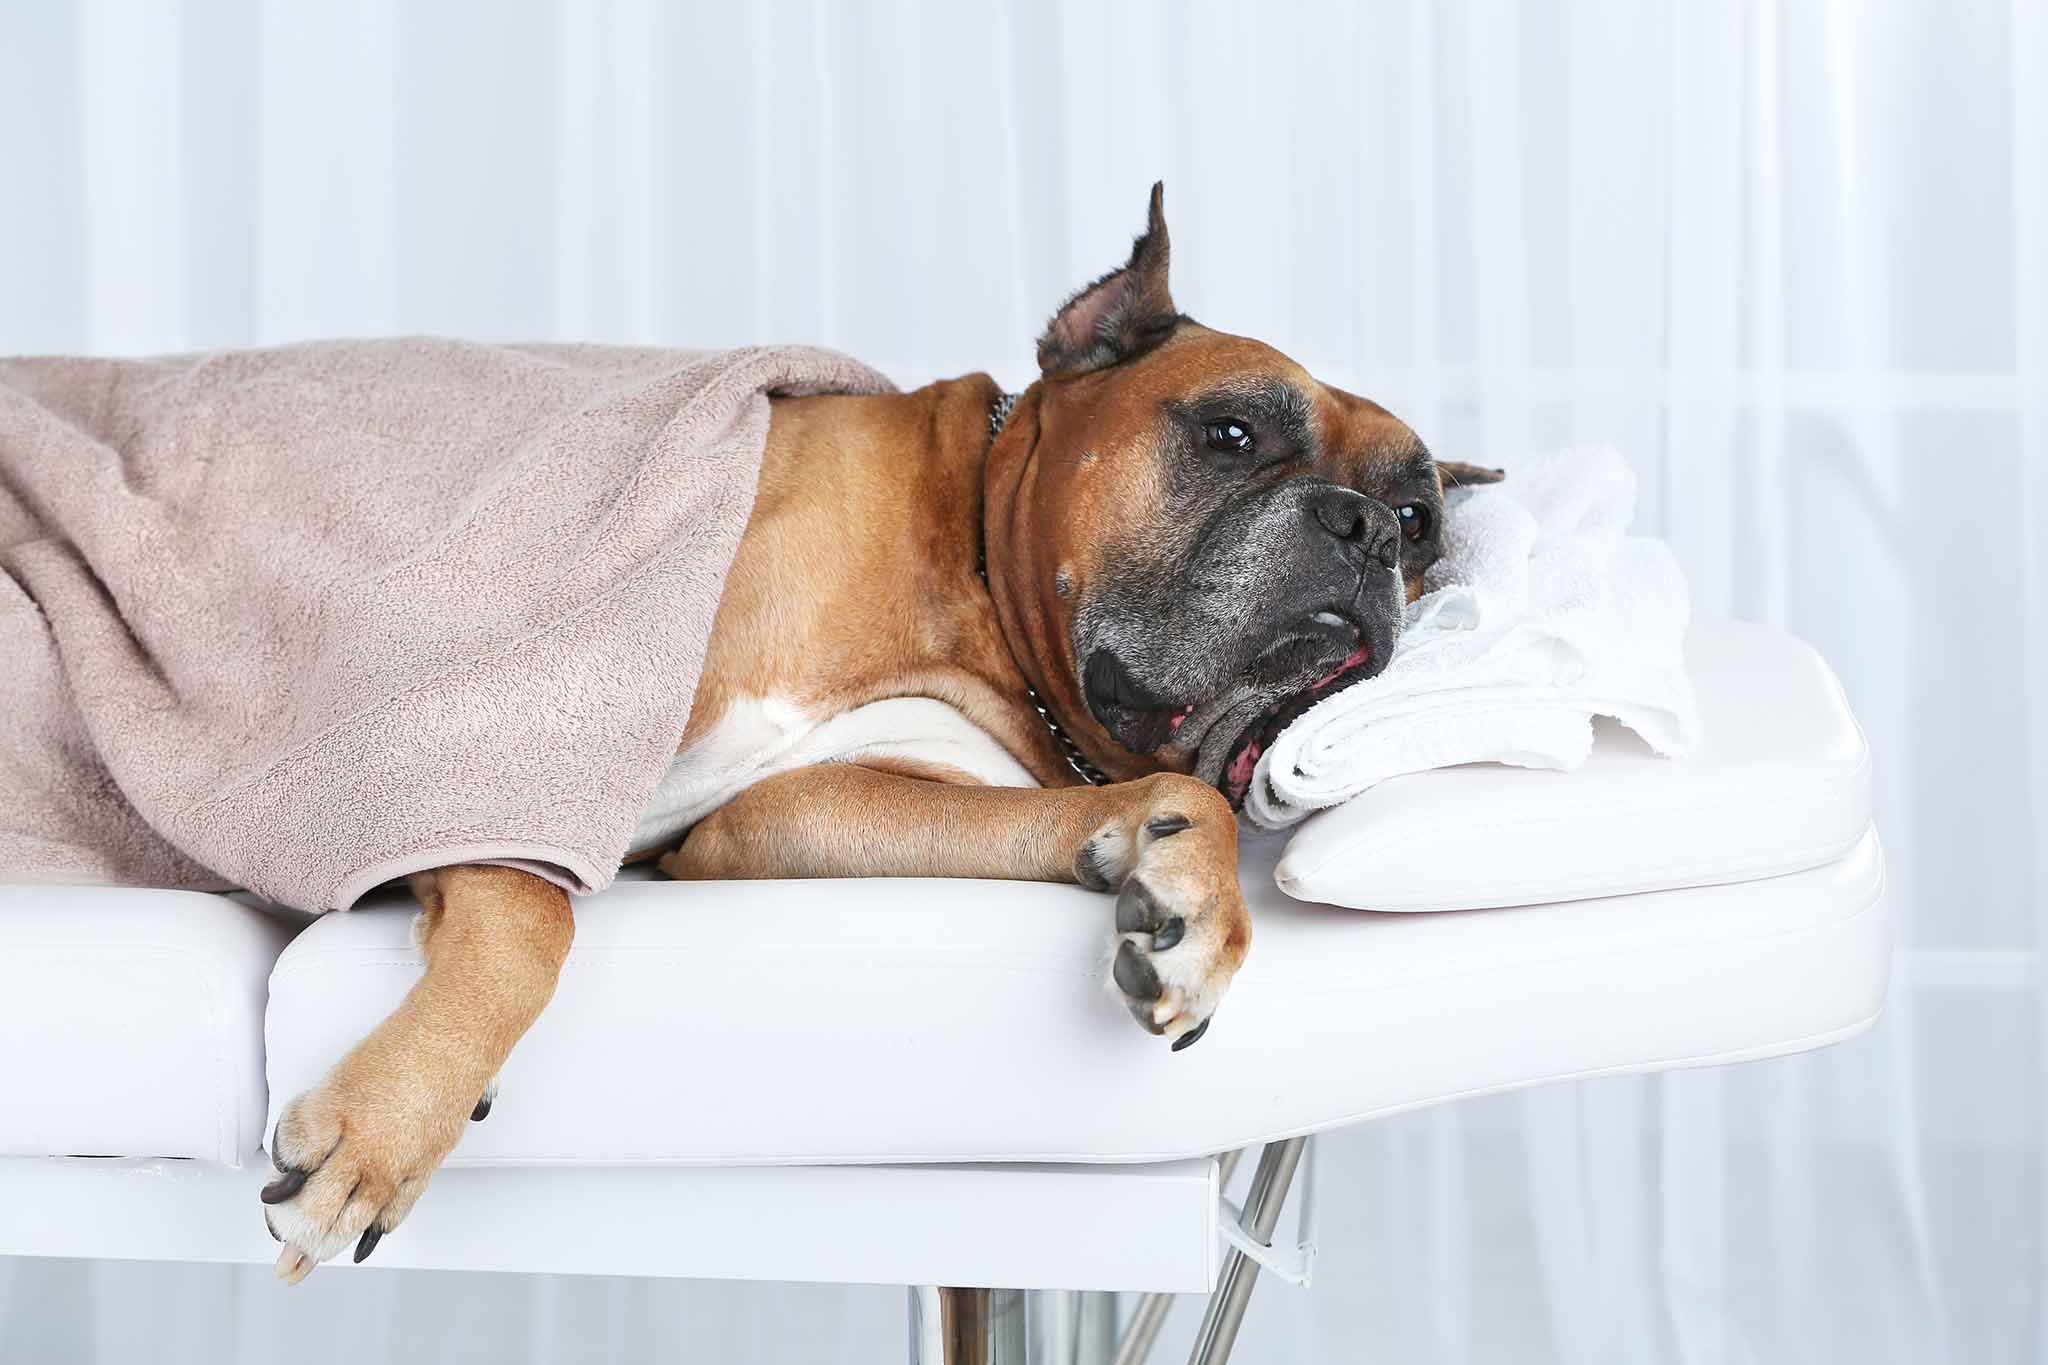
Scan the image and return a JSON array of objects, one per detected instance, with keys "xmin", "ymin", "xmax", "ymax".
[{"xmin": 979, "ymin": 390, "xmax": 1109, "ymax": 787}]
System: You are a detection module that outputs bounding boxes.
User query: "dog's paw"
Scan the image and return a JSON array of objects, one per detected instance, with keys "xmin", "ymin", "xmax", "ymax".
[
  {"xmin": 1109, "ymin": 831, "xmax": 1251, "ymax": 1047},
  {"xmin": 1076, "ymin": 777, "xmax": 1250, "ymax": 1047},
  {"xmin": 262, "ymin": 1065, "xmax": 473, "ymax": 1282}
]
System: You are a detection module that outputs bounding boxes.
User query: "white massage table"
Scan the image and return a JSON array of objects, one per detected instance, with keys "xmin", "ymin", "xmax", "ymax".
[{"xmin": 0, "ymin": 621, "xmax": 1884, "ymax": 1364}]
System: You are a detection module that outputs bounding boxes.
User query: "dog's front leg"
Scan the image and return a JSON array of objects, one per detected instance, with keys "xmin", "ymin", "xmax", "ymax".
[
  {"xmin": 660, "ymin": 765, "xmax": 1248, "ymax": 1046},
  {"xmin": 263, "ymin": 864, "xmax": 573, "ymax": 1280}
]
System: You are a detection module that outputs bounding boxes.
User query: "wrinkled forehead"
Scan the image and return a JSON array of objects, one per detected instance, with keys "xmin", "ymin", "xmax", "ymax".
[{"xmin": 1116, "ymin": 327, "xmax": 1432, "ymax": 485}]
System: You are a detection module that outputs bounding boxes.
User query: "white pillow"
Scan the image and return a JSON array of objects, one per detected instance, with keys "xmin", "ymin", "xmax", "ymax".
[{"xmin": 1273, "ymin": 621, "xmax": 1871, "ymax": 911}]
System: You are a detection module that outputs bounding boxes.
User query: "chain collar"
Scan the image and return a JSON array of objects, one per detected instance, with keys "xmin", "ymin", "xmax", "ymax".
[
  {"xmin": 982, "ymin": 392, "xmax": 1110, "ymax": 787},
  {"xmin": 988, "ymin": 390, "xmax": 1018, "ymax": 440}
]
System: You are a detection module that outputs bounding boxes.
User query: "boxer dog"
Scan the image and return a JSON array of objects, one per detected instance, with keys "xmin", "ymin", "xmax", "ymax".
[{"xmin": 263, "ymin": 184, "xmax": 1501, "ymax": 1279}]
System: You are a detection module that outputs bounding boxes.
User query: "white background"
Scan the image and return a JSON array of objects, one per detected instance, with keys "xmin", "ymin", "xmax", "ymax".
[{"xmin": 2, "ymin": 1, "xmax": 2043, "ymax": 1361}]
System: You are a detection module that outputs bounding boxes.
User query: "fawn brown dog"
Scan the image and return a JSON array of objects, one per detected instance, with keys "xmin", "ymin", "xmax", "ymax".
[{"xmin": 262, "ymin": 184, "xmax": 1500, "ymax": 1279}]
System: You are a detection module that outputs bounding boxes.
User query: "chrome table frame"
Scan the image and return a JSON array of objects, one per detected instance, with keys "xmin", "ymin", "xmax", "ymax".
[{"xmin": 910, "ymin": 1139, "xmax": 1308, "ymax": 1365}]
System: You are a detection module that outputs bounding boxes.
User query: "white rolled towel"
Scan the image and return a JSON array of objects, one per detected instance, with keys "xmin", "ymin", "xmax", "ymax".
[{"xmin": 1244, "ymin": 446, "xmax": 1698, "ymax": 830}]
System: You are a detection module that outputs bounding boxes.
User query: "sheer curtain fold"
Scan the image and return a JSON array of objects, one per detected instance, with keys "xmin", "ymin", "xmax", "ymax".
[{"xmin": 0, "ymin": 2, "xmax": 2037, "ymax": 1361}]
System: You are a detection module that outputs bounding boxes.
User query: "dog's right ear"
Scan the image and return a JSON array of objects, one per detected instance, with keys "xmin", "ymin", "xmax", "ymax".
[
  {"xmin": 1036, "ymin": 182, "xmax": 1183, "ymax": 378},
  {"xmin": 1435, "ymin": 461, "xmax": 1506, "ymax": 489}
]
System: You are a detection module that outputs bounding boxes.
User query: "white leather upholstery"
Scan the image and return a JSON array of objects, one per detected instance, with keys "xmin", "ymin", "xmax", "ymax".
[
  {"xmin": 1275, "ymin": 620, "xmax": 1872, "ymax": 911},
  {"xmin": 0, "ymin": 885, "xmax": 293, "ymax": 1164},
  {"xmin": 264, "ymin": 831, "xmax": 1886, "ymax": 1167}
]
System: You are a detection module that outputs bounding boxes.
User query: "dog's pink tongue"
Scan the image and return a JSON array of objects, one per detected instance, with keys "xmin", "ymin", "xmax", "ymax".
[
  {"xmin": 1312, "ymin": 643, "xmax": 1372, "ymax": 692},
  {"xmin": 1226, "ymin": 739, "xmax": 1263, "ymax": 794}
]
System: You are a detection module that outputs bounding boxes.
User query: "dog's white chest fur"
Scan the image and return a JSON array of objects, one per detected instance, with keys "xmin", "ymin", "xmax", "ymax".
[{"xmin": 631, "ymin": 696, "xmax": 1038, "ymax": 853}]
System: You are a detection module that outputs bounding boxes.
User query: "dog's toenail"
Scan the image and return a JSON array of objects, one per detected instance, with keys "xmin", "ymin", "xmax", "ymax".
[
  {"xmin": 354, "ymin": 1226, "xmax": 383, "ymax": 1263},
  {"xmin": 1114, "ymin": 939, "xmax": 1163, "ymax": 1000},
  {"xmin": 1172, "ymin": 1018, "xmax": 1211, "ymax": 1051},
  {"xmin": 260, "ymin": 1168, "xmax": 308, "ymax": 1204},
  {"xmin": 471, "ymin": 1093, "xmax": 493, "ymax": 1122},
  {"xmin": 1152, "ymin": 916, "xmax": 1185, "ymax": 951},
  {"xmin": 1115, "ymin": 881, "xmax": 1161, "ymax": 934},
  {"xmin": 1145, "ymin": 815, "xmax": 1192, "ymax": 839}
]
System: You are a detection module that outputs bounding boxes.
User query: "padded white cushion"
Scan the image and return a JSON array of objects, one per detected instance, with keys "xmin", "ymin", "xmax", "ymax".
[
  {"xmin": 1275, "ymin": 620, "xmax": 1872, "ymax": 911},
  {"xmin": 0, "ymin": 884, "xmax": 292, "ymax": 1164},
  {"xmin": 264, "ymin": 831, "xmax": 1886, "ymax": 1167}
]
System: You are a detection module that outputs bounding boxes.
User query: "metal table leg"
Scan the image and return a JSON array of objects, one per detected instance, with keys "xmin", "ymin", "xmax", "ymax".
[
  {"xmin": 1112, "ymin": 1149, "xmax": 1244, "ymax": 1365},
  {"xmin": 1028, "ymin": 1289, "xmax": 1119, "ymax": 1364},
  {"xmin": 1076, "ymin": 1291, "xmax": 1117, "ymax": 1363},
  {"xmin": 914, "ymin": 1140, "xmax": 1300, "ymax": 1365},
  {"xmin": 909, "ymin": 1286, "xmax": 1027, "ymax": 1364},
  {"xmin": 1185, "ymin": 1138, "xmax": 1307, "ymax": 1365},
  {"xmin": 1112, "ymin": 1291, "xmax": 1177, "ymax": 1365},
  {"xmin": 911, "ymin": 1285, "xmax": 947, "ymax": 1363}
]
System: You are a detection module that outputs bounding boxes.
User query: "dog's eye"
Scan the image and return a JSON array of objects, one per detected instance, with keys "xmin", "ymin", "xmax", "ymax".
[
  {"xmin": 1205, "ymin": 418, "xmax": 1254, "ymax": 455},
  {"xmin": 1397, "ymin": 504, "xmax": 1432, "ymax": 541}
]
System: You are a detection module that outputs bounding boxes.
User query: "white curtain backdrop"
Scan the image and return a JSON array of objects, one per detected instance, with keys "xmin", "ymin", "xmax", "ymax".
[{"xmin": 3, "ymin": 1, "xmax": 2042, "ymax": 1360}]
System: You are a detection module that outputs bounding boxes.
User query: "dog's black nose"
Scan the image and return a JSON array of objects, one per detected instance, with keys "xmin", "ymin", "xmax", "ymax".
[
  {"xmin": 1307, "ymin": 486, "xmax": 1401, "ymax": 570},
  {"xmin": 1308, "ymin": 484, "xmax": 1364, "ymax": 540}
]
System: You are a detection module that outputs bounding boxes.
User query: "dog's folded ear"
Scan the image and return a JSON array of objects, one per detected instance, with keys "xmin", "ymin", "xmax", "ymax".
[
  {"xmin": 1037, "ymin": 181, "xmax": 1183, "ymax": 378},
  {"xmin": 1435, "ymin": 460, "xmax": 1507, "ymax": 489}
]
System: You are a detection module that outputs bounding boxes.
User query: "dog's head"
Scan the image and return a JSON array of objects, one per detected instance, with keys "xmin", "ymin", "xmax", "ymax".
[{"xmin": 985, "ymin": 184, "xmax": 1502, "ymax": 808}]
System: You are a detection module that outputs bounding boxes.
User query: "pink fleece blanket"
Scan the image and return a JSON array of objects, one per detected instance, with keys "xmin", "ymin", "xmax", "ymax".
[{"xmin": 0, "ymin": 339, "xmax": 891, "ymax": 910}]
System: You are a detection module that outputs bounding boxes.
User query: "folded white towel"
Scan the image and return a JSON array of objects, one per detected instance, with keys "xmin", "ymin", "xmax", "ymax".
[{"xmin": 1244, "ymin": 446, "xmax": 1698, "ymax": 830}]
